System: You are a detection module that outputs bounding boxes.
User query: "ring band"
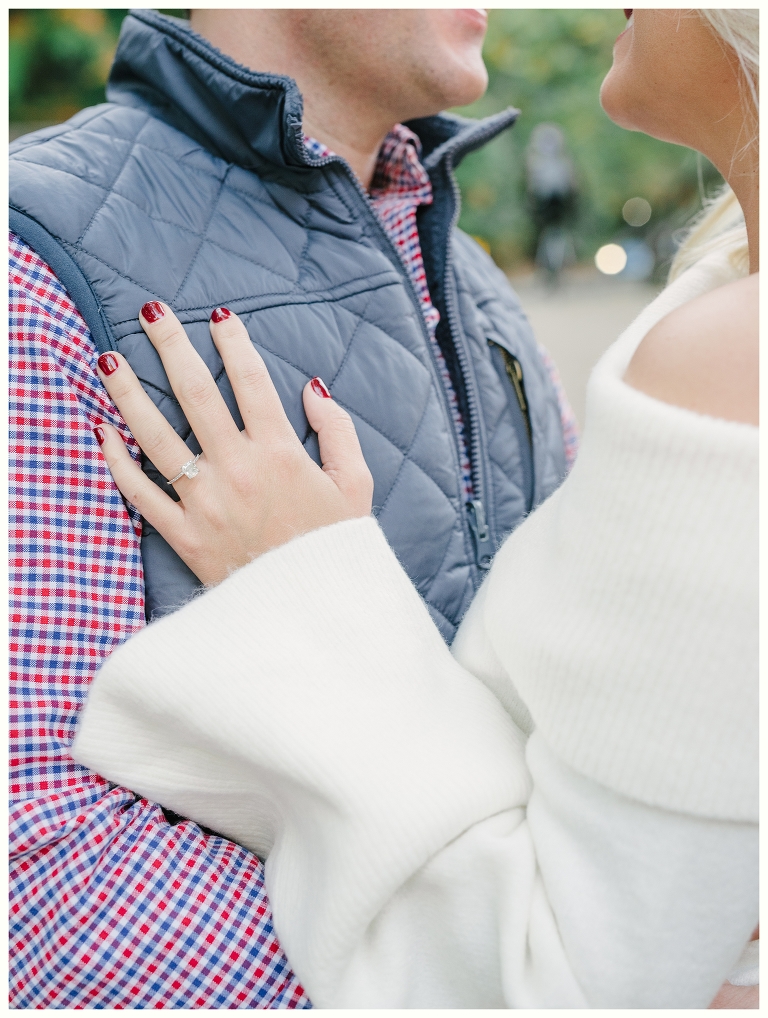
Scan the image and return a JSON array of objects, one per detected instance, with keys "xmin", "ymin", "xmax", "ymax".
[{"xmin": 167, "ymin": 453, "xmax": 202, "ymax": 484}]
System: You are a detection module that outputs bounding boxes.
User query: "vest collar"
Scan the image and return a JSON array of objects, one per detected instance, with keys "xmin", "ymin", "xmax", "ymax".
[{"xmin": 108, "ymin": 10, "xmax": 518, "ymax": 174}]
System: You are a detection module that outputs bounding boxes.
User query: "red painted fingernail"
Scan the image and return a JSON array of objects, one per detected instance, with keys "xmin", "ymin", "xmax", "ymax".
[
  {"xmin": 310, "ymin": 376, "xmax": 331, "ymax": 399},
  {"xmin": 141, "ymin": 301, "xmax": 165, "ymax": 323},
  {"xmin": 210, "ymin": 307, "xmax": 232, "ymax": 323},
  {"xmin": 97, "ymin": 353, "xmax": 119, "ymax": 375},
  {"xmin": 94, "ymin": 426, "xmax": 105, "ymax": 445}
]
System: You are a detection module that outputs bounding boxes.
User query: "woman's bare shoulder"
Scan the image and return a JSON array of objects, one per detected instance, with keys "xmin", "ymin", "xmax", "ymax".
[{"xmin": 623, "ymin": 272, "xmax": 758, "ymax": 426}]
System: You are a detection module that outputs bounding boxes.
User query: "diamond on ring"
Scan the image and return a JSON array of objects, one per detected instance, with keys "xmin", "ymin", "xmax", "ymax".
[{"xmin": 167, "ymin": 453, "xmax": 202, "ymax": 484}]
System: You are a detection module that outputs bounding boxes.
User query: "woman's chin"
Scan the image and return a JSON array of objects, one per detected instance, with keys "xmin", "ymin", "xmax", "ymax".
[
  {"xmin": 599, "ymin": 73, "xmax": 637, "ymax": 131},
  {"xmin": 600, "ymin": 74, "xmax": 683, "ymax": 145}
]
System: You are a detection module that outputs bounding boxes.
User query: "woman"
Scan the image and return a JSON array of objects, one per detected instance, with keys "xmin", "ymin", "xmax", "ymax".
[{"xmin": 73, "ymin": 10, "xmax": 758, "ymax": 1008}]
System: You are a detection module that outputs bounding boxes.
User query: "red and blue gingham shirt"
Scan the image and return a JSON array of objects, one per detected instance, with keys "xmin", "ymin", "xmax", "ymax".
[
  {"xmin": 9, "ymin": 232, "xmax": 310, "ymax": 1009},
  {"xmin": 9, "ymin": 125, "xmax": 576, "ymax": 1009}
]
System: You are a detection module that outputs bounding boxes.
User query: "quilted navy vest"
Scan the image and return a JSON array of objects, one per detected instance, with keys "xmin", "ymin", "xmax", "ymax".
[{"xmin": 9, "ymin": 10, "xmax": 567, "ymax": 642}]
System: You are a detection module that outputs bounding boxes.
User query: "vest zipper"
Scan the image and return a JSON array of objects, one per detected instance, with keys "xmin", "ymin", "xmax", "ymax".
[
  {"xmin": 306, "ymin": 146, "xmax": 493, "ymax": 576},
  {"xmin": 439, "ymin": 154, "xmax": 493, "ymax": 572},
  {"xmin": 466, "ymin": 499, "xmax": 493, "ymax": 570},
  {"xmin": 308, "ymin": 153, "xmax": 453, "ymax": 393},
  {"xmin": 301, "ymin": 152, "xmax": 470, "ymax": 533}
]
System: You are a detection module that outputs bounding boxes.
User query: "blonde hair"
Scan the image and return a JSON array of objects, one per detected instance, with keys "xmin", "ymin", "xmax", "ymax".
[{"xmin": 668, "ymin": 9, "xmax": 758, "ymax": 281}]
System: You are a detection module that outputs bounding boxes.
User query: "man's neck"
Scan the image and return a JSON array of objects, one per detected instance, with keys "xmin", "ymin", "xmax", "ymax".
[
  {"xmin": 189, "ymin": 10, "xmax": 397, "ymax": 189},
  {"xmin": 301, "ymin": 107, "xmax": 393, "ymax": 190}
]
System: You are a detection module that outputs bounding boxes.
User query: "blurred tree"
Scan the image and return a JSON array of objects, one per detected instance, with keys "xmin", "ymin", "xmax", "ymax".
[
  {"xmin": 9, "ymin": 9, "xmax": 184, "ymax": 124},
  {"xmin": 9, "ymin": 9, "xmax": 723, "ymax": 272},
  {"xmin": 453, "ymin": 9, "xmax": 723, "ymax": 270}
]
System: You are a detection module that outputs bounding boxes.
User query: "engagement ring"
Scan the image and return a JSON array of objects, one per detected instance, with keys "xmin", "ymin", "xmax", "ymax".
[{"xmin": 167, "ymin": 454, "xmax": 202, "ymax": 484}]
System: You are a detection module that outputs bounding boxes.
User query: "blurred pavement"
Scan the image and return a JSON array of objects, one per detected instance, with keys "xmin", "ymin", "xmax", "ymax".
[{"xmin": 509, "ymin": 266, "xmax": 660, "ymax": 428}]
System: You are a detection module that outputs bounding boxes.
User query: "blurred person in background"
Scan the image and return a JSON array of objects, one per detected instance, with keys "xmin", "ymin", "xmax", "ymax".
[
  {"xmin": 9, "ymin": 8, "xmax": 579, "ymax": 1009},
  {"xmin": 71, "ymin": 8, "xmax": 756, "ymax": 1010},
  {"xmin": 525, "ymin": 122, "xmax": 579, "ymax": 284}
]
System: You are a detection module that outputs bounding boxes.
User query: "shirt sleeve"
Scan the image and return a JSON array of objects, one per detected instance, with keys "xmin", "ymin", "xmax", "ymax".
[
  {"xmin": 8, "ymin": 234, "xmax": 308, "ymax": 1009},
  {"xmin": 537, "ymin": 343, "xmax": 580, "ymax": 470}
]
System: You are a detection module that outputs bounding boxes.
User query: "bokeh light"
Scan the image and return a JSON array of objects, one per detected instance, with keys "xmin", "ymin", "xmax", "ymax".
[
  {"xmin": 595, "ymin": 244, "xmax": 627, "ymax": 275},
  {"xmin": 622, "ymin": 197, "xmax": 652, "ymax": 227}
]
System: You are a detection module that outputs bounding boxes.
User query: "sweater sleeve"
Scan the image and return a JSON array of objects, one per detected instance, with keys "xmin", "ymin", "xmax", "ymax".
[
  {"xmin": 71, "ymin": 510, "xmax": 757, "ymax": 1007},
  {"xmin": 71, "ymin": 519, "xmax": 535, "ymax": 1004}
]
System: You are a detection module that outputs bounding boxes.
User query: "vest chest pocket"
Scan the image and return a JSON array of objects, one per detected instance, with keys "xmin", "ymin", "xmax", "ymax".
[{"xmin": 488, "ymin": 339, "xmax": 534, "ymax": 512}]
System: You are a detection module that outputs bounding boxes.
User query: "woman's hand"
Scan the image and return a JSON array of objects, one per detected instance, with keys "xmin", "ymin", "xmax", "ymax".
[
  {"xmin": 93, "ymin": 302, "xmax": 373, "ymax": 586},
  {"xmin": 709, "ymin": 981, "xmax": 758, "ymax": 1009}
]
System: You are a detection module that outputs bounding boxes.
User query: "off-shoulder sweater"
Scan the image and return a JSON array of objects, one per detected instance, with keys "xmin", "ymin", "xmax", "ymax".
[{"xmin": 73, "ymin": 251, "xmax": 757, "ymax": 1008}]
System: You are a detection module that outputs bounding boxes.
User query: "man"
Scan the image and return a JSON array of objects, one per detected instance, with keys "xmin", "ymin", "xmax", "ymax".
[{"xmin": 9, "ymin": 10, "xmax": 575, "ymax": 1007}]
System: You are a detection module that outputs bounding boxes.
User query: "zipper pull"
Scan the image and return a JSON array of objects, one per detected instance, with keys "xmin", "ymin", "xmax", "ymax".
[
  {"xmin": 504, "ymin": 351, "xmax": 532, "ymax": 445},
  {"xmin": 467, "ymin": 499, "xmax": 493, "ymax": 570}
]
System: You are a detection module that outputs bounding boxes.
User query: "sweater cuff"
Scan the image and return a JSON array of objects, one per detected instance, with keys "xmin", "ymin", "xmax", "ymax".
[{"xmin": 72, "ymin": 516, "xmax": 529, "ymax": 1002}]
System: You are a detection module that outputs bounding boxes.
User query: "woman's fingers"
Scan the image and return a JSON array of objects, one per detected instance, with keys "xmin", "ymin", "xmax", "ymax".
[
  {"xmin": 92, "ymin": 304, "xmax": 372, "ymax": 587},
  {"xmin": 96, "ymin": 350, "xmax": 199, "ymax": 486},
  {"xmin": 209, "ymin": 307, "xmax": 296, "ymax": 443},
  {"xmin": 94, "ymin": 421, "xmax": 185, "ymax": 535},
  {"xmin": 138, "ymin": 302, "xmax": 240, "ymax": 456},
  {"xmin": 303, "ymin": 378, "xmax": 373, "ymax": 515}
]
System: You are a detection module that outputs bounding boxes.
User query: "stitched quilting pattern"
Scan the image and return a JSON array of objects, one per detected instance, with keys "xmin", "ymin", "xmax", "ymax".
[
  {"xmin": 10, "ymin": 101, "xmax": 571, "ymax": 635},
  {"xmin": 306, "ymin": 127, "xmax": 475, "ymax": 500}
]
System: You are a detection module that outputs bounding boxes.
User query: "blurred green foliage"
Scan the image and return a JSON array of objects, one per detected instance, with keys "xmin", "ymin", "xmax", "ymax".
[
  {"xmin": 9, "ymin": 9, "xmax": 184, "ymax": 124},
  {"xmin": 9, "ymin": 9, "xmax": 721, "ymax": 270},
  {"xmin": 454, "ymin": 9, "xmax": 722, "ymax": 268}
]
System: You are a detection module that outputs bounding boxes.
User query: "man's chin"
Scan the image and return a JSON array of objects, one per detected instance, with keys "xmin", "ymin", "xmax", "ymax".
[{"xmin": 435, "ymin": 62, "xmax": 489, "ymax": 111}]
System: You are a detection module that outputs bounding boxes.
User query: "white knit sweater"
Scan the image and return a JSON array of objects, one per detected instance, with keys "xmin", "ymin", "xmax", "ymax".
[{"xmin": 73, "ymin": 252, "xmax": 757, "ymax": 1008}]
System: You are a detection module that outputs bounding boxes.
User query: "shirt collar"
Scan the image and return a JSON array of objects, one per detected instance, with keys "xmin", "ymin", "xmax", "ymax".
[
  {"xmin": 303, "ymin": 124, "xmax": 430, "ymax": 200},
  {"xmin": 370, "ymin": 124, "xmax": 430, "ymax": 197}
]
